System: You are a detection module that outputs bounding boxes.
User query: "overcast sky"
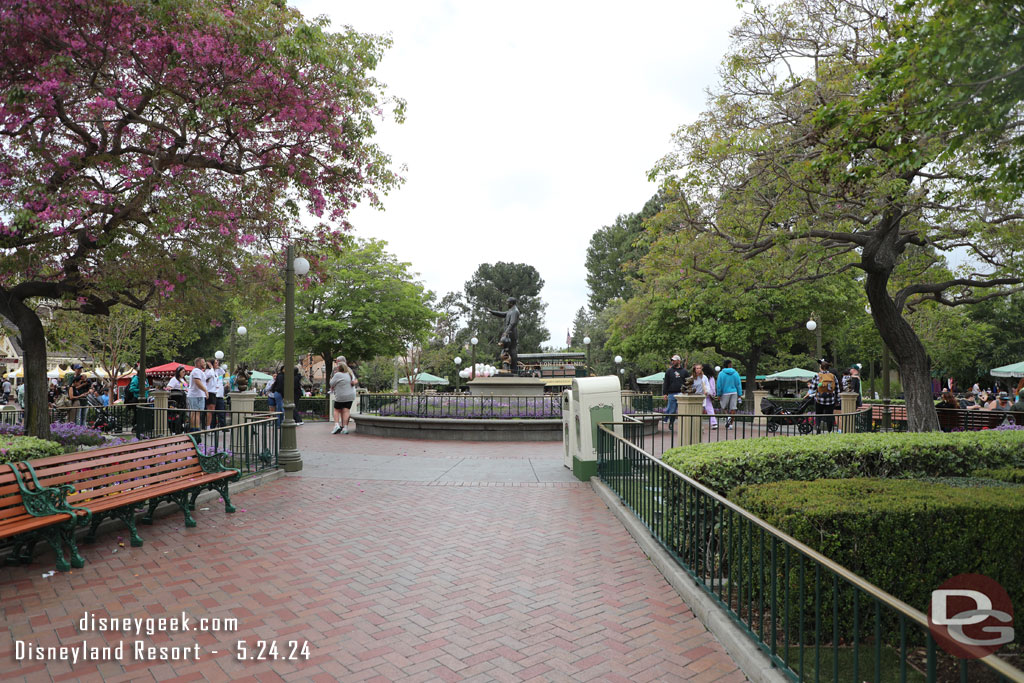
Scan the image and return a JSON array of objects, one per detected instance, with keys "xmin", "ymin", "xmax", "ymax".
[{"xmin": 294, "ymin": 0, "xmax": 745, "ymax": 347}]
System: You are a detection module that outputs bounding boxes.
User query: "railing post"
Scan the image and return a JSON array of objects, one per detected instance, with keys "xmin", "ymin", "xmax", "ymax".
[
  {"xmin": 151, "ymin": 390, "xmax": 169, "ymax": 437},
  {"xmin": 839, "ymin": 392, "xmax": 857, "ymax": 434},
  {"xmin": 675, "ymin": 394, "xmax": 705, "ymax": 447},
  {"xmin": 230, "ymin": 390, "xmax": 257, "ymax": 454}
]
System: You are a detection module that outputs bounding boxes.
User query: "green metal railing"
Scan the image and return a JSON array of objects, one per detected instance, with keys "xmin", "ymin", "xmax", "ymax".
[
  {"xmin": 358, "ymin": 393, "xmax": 561, "ymax": 419},
  {"xmin": 0, "ymin": 403, "xmax": 151, "ymax": 434},
  {"xmin": 187, "ymin": 415, "xmax": 280, "ymax": 476},
  {"xmin": 596, "ymin": 420, "xmax": 1024, "ymax": 683}
]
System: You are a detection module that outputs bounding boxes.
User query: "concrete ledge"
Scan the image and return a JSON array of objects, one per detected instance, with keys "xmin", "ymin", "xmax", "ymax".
[
  {"xmin": 591, "ymin": 477, "xmax": 789, "ymax": 683},
  {"xmin": 1, "ymin": 468, "xmax": 285, "ymax": 565},
  {"xmin": 352, "ymin": 413, "xmax": 562, "ymax": 441}
]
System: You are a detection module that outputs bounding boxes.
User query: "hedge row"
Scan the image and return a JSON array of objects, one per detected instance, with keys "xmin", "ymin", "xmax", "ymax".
[
  {"xmin": 973, "ymin": 467, "xmax": 1024, "ymax": 484},
  {"xmin": 730, "ymin": 478, "xmax": 1024, "ymax": 646},
  {"xmin": 662, "ymin": 430, "xmax": 1024, "ymax": 493},
  {"xmin": 0, "ymin": 436, "xmax": 64, "ymax": 464}
]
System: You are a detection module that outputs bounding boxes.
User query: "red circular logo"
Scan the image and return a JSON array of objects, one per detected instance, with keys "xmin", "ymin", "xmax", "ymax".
[{"xmin": 928, "ymin": 573, "xmax": 1014, "ymax": 659}]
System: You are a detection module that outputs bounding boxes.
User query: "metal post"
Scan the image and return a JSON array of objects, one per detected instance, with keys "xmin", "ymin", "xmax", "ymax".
[
  {"xmin": 278, "ymin": 244, "xmax": 302, "ymax": 472},
  {"xmin": 882, "ymin": 344, "xmax": 891, "ymax": 400},
  {"xmin": 815, "ymin": 324, "xmax": 822, "ymax": 361},
  {"xmin": 470, "ymin": 344, "xmax": 476, "ymax": 380},
  {"xmin": 229, "ymin": 327, "xmax": 236, "ymax": 378}
]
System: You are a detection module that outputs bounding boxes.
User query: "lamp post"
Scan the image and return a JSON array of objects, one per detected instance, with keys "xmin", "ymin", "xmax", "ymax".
[
  {"xmin": 470, "ymin": 337, "xmax": 479, "ymax": 380},
  {"xmin": 806, "ymin": 318, "xmax": 822, "ymax": 360},
  {"xmin": 614, "ymin": 355, "xmax": 622, "ymax": 381},
  {"xmin": 584, "ymin": 336, "xmax": 592, "ymax": 376},
  {"xmin": 454, "ymin": 356, "xmax": 462, "ymax": 393},
  {"xmin": 279, "ymin": 246, "xmax": 309, "ymax": 473}
]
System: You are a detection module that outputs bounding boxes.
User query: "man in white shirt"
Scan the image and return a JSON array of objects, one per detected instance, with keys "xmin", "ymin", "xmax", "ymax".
[{"xmin": 187, "ymin": 357, "xmax": 208, "ymax": 431}]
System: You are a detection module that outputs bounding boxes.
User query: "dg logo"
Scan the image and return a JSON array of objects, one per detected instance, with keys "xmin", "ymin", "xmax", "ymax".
[{"xmin": 929, "ymin": 573, "xmax": 1014, "ymax": 659}]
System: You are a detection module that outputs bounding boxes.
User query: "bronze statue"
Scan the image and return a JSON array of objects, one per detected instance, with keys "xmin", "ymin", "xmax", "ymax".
[{"xmin": 487, "ymin": 297, "xmax": 521, "ymax": 373}]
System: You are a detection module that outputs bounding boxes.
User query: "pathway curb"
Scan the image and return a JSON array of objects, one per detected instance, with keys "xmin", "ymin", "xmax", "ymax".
[{"xmin": 591, "ymin": 477, "xmax": 789, "ymax": 683}]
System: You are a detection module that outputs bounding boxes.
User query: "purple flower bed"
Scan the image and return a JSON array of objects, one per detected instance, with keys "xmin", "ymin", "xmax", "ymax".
[
  {"xmin": 375, "ymin": 396, "xmax": 561, "ymax": 419},
  {"xmin": 0, "ymin": 422, "xmax": 105, "ymax": 448}
]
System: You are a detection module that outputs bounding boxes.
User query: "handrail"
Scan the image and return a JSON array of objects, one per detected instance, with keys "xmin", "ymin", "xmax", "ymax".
[{"xmin": 595, "ymin": 419, "xmax": 1024, "ymax": 682}]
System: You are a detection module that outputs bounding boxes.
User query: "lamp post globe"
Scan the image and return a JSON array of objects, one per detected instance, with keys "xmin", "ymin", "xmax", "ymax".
[
  {"xmin": 293, "ymin": 257, "xmax": 310, "ymax": 276},
  {"xmin": 806, "ymin": 319, "xmax": 817, "ymax": 331},
  {"xmin": 614, "ymin": 355, "xmax": 622, "ymax": 365},
  {"xmin": 237, "ymin": 326, "xmax": 247, "ymax": 336},
  {"xmin": 470, "ymin": 337, "xmax": 479, "ymax": 380},
  {"xmin": 214, "ymin": 350, "xmax": 224, "ymax": 360}
]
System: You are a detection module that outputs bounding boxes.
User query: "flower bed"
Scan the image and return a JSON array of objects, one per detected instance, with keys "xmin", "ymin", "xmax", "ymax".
[
  {"xmin": 371, "ymin": 395, "xmax": 561, "ymax": 419},
  {"xmin": 0, "ymin": 422, "xmax": 106, "ymax": 452}
]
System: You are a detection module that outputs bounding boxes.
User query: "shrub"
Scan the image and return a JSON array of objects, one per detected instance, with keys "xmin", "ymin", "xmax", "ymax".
[
  {"xmin": 973, "ymin": 467, "xmax": 1024, "ymax": 484},
  {"xmin": 729, "ymin": 478, "xmax": 1024, "ymax": 646},
  {"xmin": 0, "ymin": 436, "xmax": 65, "ymax": 463},
  {"xmin": 662, "ymin": 430, "xmax": 1024, "ymax": 494}
]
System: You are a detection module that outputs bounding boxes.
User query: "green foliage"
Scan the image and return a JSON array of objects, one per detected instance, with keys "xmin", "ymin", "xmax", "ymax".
[
  {"xmin": 0, "ymin": 436, "xmax": 64, "ymax": 463},
  {"xmin": 731, "ymin": 478, "xmax": 1024, "ymax": 644},
  {"xmin": 973, "ymin": 467, "xmax": 1024, "ymax": 484},
  {"xmin": 584, "ymin": 192, "xmax": 663, "ymax": 311},
  {"xmin": 356, "ymin": 356, "xmax": 398, "ymax": 392},
  {"xmin": 241, "ymin": 238, "xmax": 436, "ymax": 367},
  {"xmin": 662, "ymin": 430, "xmax": 1024, "ymax": 494},
  {"xmin": 463, "ymin": 262, "xmax": 549, "ymax": 358}
]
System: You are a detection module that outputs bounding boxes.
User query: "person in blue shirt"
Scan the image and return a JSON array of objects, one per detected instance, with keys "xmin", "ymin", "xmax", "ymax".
[{"xmin": 716, "ymin": 360, "xmax": 744, "ymax": 428}]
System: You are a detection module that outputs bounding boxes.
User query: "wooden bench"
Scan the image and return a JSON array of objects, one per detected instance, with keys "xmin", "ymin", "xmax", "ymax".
[
  {"xmin": 870, "ymin": 404, "xmax": 908, "ymax": 428},
  {"xmin": 1, "ymin": 463, "xmax": 90, "ymax": 572},
  {"xmin": 22, "ymin": 434, "xmax": 240, "ymax": 549},
  {"xmin": 937, "ymin": 408, "xmax": 1015, "ymax": 432}
]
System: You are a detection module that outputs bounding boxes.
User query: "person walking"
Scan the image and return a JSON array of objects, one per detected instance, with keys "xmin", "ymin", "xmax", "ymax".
[
  {"xmin": 716, "ymin": 360, "xmax": 743, "ymax": 428},
  {"xmin": 187, "ymin": 357, "xmax": 209, "ymax": 432},
  {"xmin": 661, "ymin": 355, "xmax": 689, "ymax": 429},
  {"xmin": 812, "ymin": 360, "xmax": 839, "ymax": 433},
  {"xmin": 2, "ymin": 377, "xmax": 11, "ymax": 404},
  {"xmin": 692, "ymin": 364, "xmax": 718, "ymax": 428},
  {"xmin": 330, "ymin": 359, "xmax": 358, "ymax": 434},
  {"xmin": 269, "ymin": 365, "xmax": 284, "ymax": 427},
  {"xmin": 292, "ymin": 365, "xmax": 305, "ymax": 425}
]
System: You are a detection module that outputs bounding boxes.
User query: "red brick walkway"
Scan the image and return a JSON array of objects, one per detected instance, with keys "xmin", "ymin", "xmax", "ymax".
[{"xmin": 1, "ymin": 426, "xmax": 745, "ymax": 682}]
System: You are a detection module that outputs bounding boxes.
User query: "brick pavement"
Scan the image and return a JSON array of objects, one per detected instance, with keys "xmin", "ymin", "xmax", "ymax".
[{"xmin": 0, "ymin": 423, "xmax": 746, "ymax": 682}]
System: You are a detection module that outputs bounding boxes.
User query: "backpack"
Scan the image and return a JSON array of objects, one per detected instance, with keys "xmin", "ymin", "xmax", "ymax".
[{"xmin": 817, "ymin": 372, "xmax": 837, "ymax": 396}]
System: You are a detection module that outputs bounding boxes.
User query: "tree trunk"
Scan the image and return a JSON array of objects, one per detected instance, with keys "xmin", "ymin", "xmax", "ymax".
[
  {"xmin": 742, "ymin": 348, "xmax": 762, "ymax": 405},
  {"xmin": 0, "ymin": 294, "xmax": 50, "ymax": 439},
  {"xmin": 864, "ymin": 272, "xmax": 940, "ymax": 432}
]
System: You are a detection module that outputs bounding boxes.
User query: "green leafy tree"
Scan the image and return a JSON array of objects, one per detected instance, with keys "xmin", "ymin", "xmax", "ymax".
[
  {"xmin": 463, "ymin": 262, "xmax": 549, "ymax": 361},
  {"xmin": 585, "ymin": 192, "xmax": 664, "ymax": 311},
  {"xmin": 296, "ymin": 238, "xmax": 436, "ymax": 366},
  {"xmin": 0, "ymin": 0, "xmax": 403, "ymax": 437},
  {"xmin": 46, "ymin": 306, "xmax": 201, "ymax": 399},
  {"xmin": 650, "ymin": 0, "xmax": 1024, "ymax": 430}
]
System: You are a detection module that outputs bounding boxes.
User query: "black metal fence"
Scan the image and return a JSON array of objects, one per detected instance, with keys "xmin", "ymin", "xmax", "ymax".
[
  {"xmin": 596, "ymin": 420, "xmax": 1024, "ymax": 683},
  {"xmin": 359, "ymin": 393, "xmax": 561, "ymax": 419}
]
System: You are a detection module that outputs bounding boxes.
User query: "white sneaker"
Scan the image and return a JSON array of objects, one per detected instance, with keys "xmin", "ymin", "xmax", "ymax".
[
  {"xmin": 331, "ymin": 425, "xmax": 341, "ymax": 434},
  {"xmin": 341, "ymin": 428, "xmax": 348, "ymax": 434}
]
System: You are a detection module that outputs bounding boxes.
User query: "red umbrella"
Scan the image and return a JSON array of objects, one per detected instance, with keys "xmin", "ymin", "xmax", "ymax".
[{"xmin": 146, "ymin": 362, "xmax": 195, "ymax": 378}]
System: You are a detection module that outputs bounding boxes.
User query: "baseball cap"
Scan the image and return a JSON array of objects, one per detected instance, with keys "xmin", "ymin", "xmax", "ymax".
[
  {"xmin": 671, "ymin": 355, "xmax": 681, "ymax": 361},
  {"xmin": 72, "ymin": 363, "xmax": 83, "ymax": 370}
]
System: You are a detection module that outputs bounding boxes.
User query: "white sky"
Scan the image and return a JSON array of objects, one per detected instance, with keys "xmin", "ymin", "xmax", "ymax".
[{"xmin": 294, "ymin": 0, "xmax": 745, "ymax": 346}]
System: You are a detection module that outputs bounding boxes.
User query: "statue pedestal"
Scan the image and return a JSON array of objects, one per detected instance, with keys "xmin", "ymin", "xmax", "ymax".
[{"xmin": 468, "ymin": 377, "xmax": 546, "ymax": 397}]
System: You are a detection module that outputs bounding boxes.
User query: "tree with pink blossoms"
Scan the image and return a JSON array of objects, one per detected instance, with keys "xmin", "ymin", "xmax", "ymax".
[{"xmin": 0, "ymin": 0, "xmax": 403, "ymax": 438}]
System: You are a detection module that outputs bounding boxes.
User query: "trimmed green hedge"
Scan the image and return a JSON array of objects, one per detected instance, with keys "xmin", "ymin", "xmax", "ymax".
[
  {"xmin": 730, "ymin": 478, "xmax": 1024, "ymax": 645},
  {"xmin": 973, "ymin": 467, "xmax": 1024, "ymax": 484},
  {"xmin": 0, "ymin": 436, "xmax": 64, "ymax": 464},
  {"xmin": 662, "ymin": 430, "xmax": 1024, "ymax": 494}
]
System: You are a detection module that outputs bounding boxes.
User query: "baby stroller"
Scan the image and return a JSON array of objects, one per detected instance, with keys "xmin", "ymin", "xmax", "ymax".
[
  {"xmin": 760, "ymin": 397, "xmax": 816, "ymax": 434},
  {"xmin": 86, "ymin": 393, "xmax": 113, "ymax": 432},
  {"xmin": 167, "ymin": 390, "xmax": 187, "ymax": 434}
]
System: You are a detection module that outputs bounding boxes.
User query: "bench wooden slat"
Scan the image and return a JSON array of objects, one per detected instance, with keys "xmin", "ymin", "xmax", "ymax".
[
  {"xmin": 35, "ymin": 458, "xmax": 206, "ymax": 494},
  {"xmin": 28, "ymin": 441, "xmax": 198, "ymax": 476},
  {"xmin": 27, "ymin": 435, "xmax": 196, "ymax": 465}
]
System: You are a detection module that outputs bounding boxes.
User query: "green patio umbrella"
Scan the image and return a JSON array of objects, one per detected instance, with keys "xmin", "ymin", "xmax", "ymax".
[
  {"xmin": 990, "ymin": 361, "xmax": 1024, "ymax": 378},
  {"xmin": 250, "ymin": 370, "xmax": 273, "ymax": 382},
  {"xmin": 636, "ymin": 371, "xmax": 665, "ymax": 385},
  {"xmin": 398, "ymin": 372, "xmax": 450, "ymax": 385},
  {"xmin": 764, "ymin": 367, "xmax": 817, "ymax": 381}
]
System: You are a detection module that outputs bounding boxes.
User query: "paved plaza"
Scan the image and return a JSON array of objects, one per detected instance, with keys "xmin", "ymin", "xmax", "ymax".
[{"xmin": 1, "ymin": 423, "xmax": 745, "ymax": 682}]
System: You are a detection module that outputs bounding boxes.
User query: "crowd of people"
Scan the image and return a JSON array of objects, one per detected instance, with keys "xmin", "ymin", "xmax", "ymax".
[{"xmin": 661, "ymin": 356, "xmax": 865, "ymax": 433}]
